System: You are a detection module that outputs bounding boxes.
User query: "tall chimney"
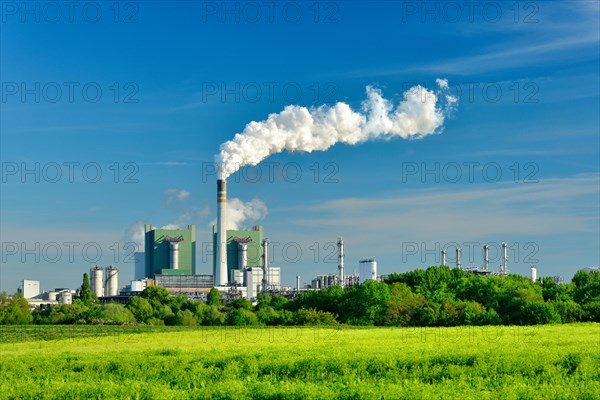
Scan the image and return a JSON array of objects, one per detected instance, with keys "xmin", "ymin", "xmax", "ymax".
[
  {"xmin": 441, "ymin": 249, "xmax": 446, "ymax": 266},
  {"xmin": 456, "ymin": 247, "xmax": 461, "ymax": 269},
  {"xmin": 216, "ymin": 179, "xmax": 228, "ymax": 286},
  {"xmin": 262, "ymin": 238, "xmax": 269, "ymax": 293},
  {"xmin": 296, "ymin": 275, "xmax": 300, "ymax": 292},
  {"xmin": 483, "ymin": 244, "xmax": 489, "ymax": 271},
  {"xmin": 501, "ymin": 242, "xmax": 508, "ymax": 275},
  {"xmin": 338, "ymin": 238, "xmax": 344, "ymax": 288}
]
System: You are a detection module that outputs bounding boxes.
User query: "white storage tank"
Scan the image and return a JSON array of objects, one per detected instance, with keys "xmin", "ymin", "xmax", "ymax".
[
  {"xmin": 105, "ymin": 265, "xmax": 119, "ymax": 297},
  {"xmin": 47, "ymin": 291, "xmax": 58, "ymax": 302},
  {"xmin": 359, "ymin": 258, "xmax": 377, "ymax": 284},
  {"xmin": 59, "ymin": 292, "xmax": 72, "ymax": 304},
  {"xmin": 90, "ymin": 266, "xmax": 104, "ymax": 298}
]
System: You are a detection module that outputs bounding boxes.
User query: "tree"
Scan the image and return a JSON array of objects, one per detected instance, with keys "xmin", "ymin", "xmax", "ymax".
[
  {"xmin": 79, "ymin": 273, "xmax": 97, "ymax": 306},
  {"xmin": 0, "ymin": 292, "xmax": 32, "ymax": 325},
  {"xmin": 207, "ymin": 287, "xmax": 222, "ymax": 307},
  {"xmin": 341, "ymin": 280, "xmax": 390, "ymax": 325},
  {"xmin": 140, "ymin": 286, "xmax": 170, "ymax": 309},
  {"xmin": 225, "ymin": 308, "xmax": 258, "ymax": 326},
  {"xmin": 295, "ymin": 308, "xmax": 338, "ymax": 326},
  {"xmin": 85, "ymin": 304, "xmax": 136, "ymax": 324},
  {"xmin": 572, "ymin": 270, "xmax": 600, "ymax": 304},
  {"xmin": 127, "ymin": 296, "xmax": 154, "ymax": 323},
  {"xmin": 385, "ymin": 283, "xmax": 418, "ymax": 327}
]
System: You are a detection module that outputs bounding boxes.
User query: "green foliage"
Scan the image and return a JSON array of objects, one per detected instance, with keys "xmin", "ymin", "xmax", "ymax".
[
  {"xmin": 207, "ymin": 287, "xmax": 222, "ymax": 306},
  {"xmin": 552, "ymin": 300, "xmax": 584, "ymax": 323},
  {"xmin": 341, "ymin": 280, "xmax": 390, "ymax": 325},
  {"xmin": 173, "ymin": 310, "xmax": 197, "ymax": 326},
  {"xmin": 225, "ymin": 308, "xmax": 258, "ymax": 326},
  {"xmin": 199, "ymin": 305, "xmax": 225, "ymax": 326},
  {"xmin": 78, "ymin": 272, "xmax": 97, "ymax": 306},
  {"xmin": 228, "ymin": 297, "xmax": 253, "ymax": 311},
  {"xmin": 0, "ymin": 292, "xmax": 33, "ymax": 325},
  {"xmin": 519, "ymin": 302, "xmax": 562, "ymax": 325},
  {"xmin": 572, "ymin": 270, "xmax": 600, "ymax": 304},
  {"xmin": 295, "ymin": 308, "xmax": 339, "ymax": 326},
  {"xmin": 140, "ymin": 286, "xmax": 170, "ymax": 308},
  {"xmin": 33, "ymin": 303, "xmax": 88, "ymax": 324},
  {"xmin": 85, "ymin": 304, "xmax": 137, "ymax": 325},
  {"xmin": 126, "ymin": 296, "xmax": 154, "ymax": 323}
]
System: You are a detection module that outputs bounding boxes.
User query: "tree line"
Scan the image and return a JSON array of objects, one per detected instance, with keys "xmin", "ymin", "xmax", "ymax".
[{"xmin": 1, "ymin": 267, "xmax": 598, "ymax": 326}]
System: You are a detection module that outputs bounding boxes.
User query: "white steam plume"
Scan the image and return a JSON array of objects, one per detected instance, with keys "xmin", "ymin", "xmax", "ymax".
[
  {"xmin": 209, "ymin": 197, "xmax": 268, "ymax": 230},
  {"xmin": 216, "ymin": 80, "xmax": 457, "ymax": 178},
  {"xmin": 125, "ymin": 221, "xmax": 145, "ymax": 252}
]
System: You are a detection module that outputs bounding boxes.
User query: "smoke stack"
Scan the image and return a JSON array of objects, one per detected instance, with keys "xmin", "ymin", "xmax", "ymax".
[
  {"xmin": 441, "ymin": 249, "xmax": 446, "ymax": 266},
  {"xmin": 262, "ymin": 239, "xmax": 269, "ymax": 293},
  {"xmin": 456, "ymin": 248, "xmax": 461, "ymax": 269},
  {"xmin": 483, "ymin": 244, "xmax": 489, "ymax": 271},
  {"xmin": 296, "ymin": 275, "xmax": 300, "ymax": 292},
  {"xmin": 501, "ymin": 242, "xmax": 508, "ymax": 275},
  {"xmin": 338, "ymin": 238, "xmax": 345, "ymax": 288},
  {"xmin": 216, "ymin": 179, "xmax": 228, "ymax": 286}
]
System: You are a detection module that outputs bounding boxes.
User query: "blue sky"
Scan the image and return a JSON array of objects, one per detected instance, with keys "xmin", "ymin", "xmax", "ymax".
[{"xmin": 1, "ymin": 1, "xmax": 599, "ymax": 292}]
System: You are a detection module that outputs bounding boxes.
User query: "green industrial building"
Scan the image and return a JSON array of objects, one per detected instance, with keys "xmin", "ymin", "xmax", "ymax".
[
  {"xmin": 213, "ymin": 225, "xmax": 263, "ymax": 282},
  {"xmin": 145, "ymin": 224, "xmax": 196, "ymax": 277}
]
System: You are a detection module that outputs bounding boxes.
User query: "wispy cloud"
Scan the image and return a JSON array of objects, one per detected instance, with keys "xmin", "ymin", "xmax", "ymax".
[{"xmin": 288, "ymin": 174, "xmax": 599, "ymax": 239}]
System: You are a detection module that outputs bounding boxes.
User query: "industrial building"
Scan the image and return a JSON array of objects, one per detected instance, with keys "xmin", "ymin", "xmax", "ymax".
[
  {"xmin": 134, "ymin": 251, "xmax": 145, "ymax": 280},
  {"xmin": 18, "ymin": 280, "xmax": 74, "ymax": 309},
  {"xmin": 145, "ymin": 224, "xmax": 196, "ymax": 277},
  {"xmin": 19, "ymin": 279, "xmax": 40, "ymax": 299},
  {"xmin": 212, "ymin": 224, "xmax": 264, "ymax": 284}
]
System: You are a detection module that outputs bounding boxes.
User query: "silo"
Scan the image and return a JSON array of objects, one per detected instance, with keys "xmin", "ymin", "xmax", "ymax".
[
  {"xmin": 530, "ymin": 266, "xmax": 537, "ymax": 282},
  {"xmin": 90, "ymin": 266, "xmax": 104, "ymax": 298},
  {"xmin": 105, "ymin": 265, "xmax": 119, "ymax": 297},
  {"xmin": 47, "ymin": 291, "xmax": 58, "ymax": 301},
  {"xmin": 59, "ymin": 292, "xmax": 72, "ymax": 304},
  {"xmin": 359, "ymin": 258, "xmax": 377, "ymax": 284}
]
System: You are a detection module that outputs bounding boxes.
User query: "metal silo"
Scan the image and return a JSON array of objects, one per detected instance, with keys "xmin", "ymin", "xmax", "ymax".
[
  {"xmin": 90, "ymin": 265, "xmax": 104, "ymax": 298},
  {"xmin": 359, "ymin": 258, "xmax": 377, "ymax": 284},
  {"xmin": 105, "ymin": 265, "xmax": 119, "ymax": 297},
  {"xmin": 59, "ymin": 291, "xmax": 72, "ymax": 304}
]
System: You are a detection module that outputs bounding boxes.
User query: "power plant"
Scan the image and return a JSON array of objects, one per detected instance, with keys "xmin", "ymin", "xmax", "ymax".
[{"xmin": 14, "ymin": 172, "xmax": 542, "ymax": 305}]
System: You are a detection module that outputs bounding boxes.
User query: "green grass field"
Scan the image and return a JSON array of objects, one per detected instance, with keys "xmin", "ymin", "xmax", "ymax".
[{"xmin": 1, "ymin": 324, "xmax": 599, "ymax": 399}]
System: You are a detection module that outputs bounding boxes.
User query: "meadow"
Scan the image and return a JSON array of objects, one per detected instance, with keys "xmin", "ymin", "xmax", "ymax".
[{"xmin": 1, "ymin": 324, "xmax": 599, "ymax": 399}]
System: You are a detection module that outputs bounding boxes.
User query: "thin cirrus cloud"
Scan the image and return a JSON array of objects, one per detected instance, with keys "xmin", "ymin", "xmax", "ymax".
[{"xmin": 287, "ymin": 174, "xmax": 599, "ymax": 238}]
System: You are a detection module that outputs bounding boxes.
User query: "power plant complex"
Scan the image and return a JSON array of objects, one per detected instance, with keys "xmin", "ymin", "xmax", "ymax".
[{"xmin": 16, "ymin": 175, "xmax": 561, "ymax": 307}]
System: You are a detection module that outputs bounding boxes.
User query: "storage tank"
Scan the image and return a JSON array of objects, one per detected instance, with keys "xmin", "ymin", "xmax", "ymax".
[
  {"xmin": 47, "ymin": 291, "xmax": 58, "ymax": 302},
  {"xmin": 530, "ymin": 266, "xmax": 537, "ymax": 282},
  {"xmin": 359, "ymin": 258, "xmax": 377, "ymax": 284},
  {"xmin": 59, "ymin": 291, "xmax": 72, "ymax": 304},
  {"xmin": 105, "ymin": 265, "xmax": 119, "ymax": 297},
  {"xmin": 90, "ymin": 265, "xmax": 104, "ymax": 298}
]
